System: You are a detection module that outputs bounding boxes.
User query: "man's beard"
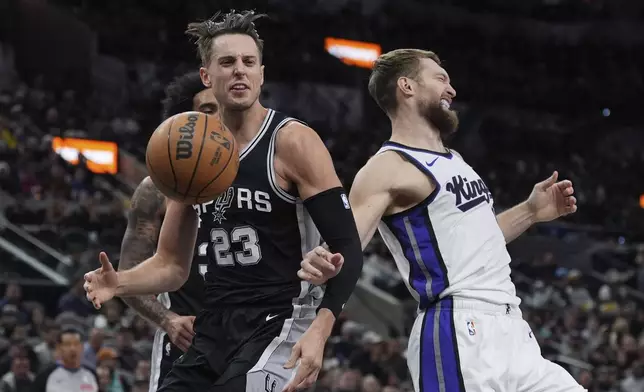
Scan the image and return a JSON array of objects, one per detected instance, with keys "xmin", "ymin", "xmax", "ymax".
[{"xmin": 419, "ymin": 99, "xmax": 459, "ymax": 140}]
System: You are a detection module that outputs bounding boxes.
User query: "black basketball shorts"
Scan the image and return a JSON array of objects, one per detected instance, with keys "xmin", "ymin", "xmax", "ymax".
[{"xmin": 156, "ymin": 304, "xmax": 316, "ymax": 392}]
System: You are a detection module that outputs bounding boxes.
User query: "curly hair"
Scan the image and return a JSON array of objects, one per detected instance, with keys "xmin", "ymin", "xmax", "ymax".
[{"xmin": 161, "ymin": 71, "xmax": 207, "ymax": 120}]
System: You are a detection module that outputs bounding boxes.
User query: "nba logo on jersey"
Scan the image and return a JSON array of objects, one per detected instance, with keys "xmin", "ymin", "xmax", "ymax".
[
  {"xmin": 467, "ymin": 320, "xmax": 476, "ymax": 336},
  {"xmin": 341, "ymin": 193, "xmax": 350, "ymax": 209},
  {"xmin": 165, "ymin": 342, "xmax": 171, "ymax": 356}
]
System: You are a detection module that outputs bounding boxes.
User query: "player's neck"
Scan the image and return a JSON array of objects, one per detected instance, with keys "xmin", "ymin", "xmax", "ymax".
[
  {"xmin": 220, "ymin": 102, "xmax": 268, "ymax": 146},
  {"xmin": 389, "ymin": 112, "xmax": 446, "ymax": 153}
]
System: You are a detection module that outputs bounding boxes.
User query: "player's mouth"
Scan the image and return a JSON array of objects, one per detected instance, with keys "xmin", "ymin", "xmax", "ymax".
[
  {"xmin": 230, "ymin": 83, "xmax": 249, "ymax": 92},
  {"xmin": 440, "ymin": 98, "xmax": 451, "ymax": 110}
]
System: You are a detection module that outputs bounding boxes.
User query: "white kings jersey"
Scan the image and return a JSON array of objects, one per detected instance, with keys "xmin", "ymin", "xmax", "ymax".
[{"xmin": 376, "ymin": 141, "xmax": 520, "ymax": 309}]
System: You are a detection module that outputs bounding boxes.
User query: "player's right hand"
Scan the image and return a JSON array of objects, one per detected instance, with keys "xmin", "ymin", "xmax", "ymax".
[
  {"xmin": 297, "ymin": 246, "xmax": 344, "ymax": 286},
  {"xmin": 84, "ymin": 252, "xmax": 118, "ymax": 310},
  {"xmin": 161, "ymin": 313, "xmax": 196, "ymax": 353}
]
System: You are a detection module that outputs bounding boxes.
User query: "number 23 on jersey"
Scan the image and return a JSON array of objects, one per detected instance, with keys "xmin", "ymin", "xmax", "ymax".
[{"xmin": 197, "ymin": 226, "xmax": 262, "ymax": 277}]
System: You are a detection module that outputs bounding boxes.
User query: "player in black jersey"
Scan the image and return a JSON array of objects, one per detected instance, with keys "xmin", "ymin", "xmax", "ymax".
[
  {"xmin": 84, "ymin": 10, "xmax": 364, "ymax": 392},
  {"xmin": 117, "ymin": 71, "xmax": 218, "ymax": 392}
]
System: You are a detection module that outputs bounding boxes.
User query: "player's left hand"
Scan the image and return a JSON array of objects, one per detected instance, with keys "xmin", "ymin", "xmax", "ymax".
[
  {"xmin": 526, "ymin": 171, "xmax": 577, "ymax": 223},
  {"xmin": 282, "ymin": 325, "xmax": 326, "ymax": 391},
  {"xmin": 297, "ymin": 246, "xmax": 344, "ymax": 286}
]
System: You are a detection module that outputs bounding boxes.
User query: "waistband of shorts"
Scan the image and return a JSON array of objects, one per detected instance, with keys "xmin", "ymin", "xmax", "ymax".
[{"xmin": 422, "ymin": 297, "xmax": 522, "ymax": 318}]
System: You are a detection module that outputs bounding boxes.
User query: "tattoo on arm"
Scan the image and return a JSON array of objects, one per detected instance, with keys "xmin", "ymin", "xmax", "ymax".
[{"xmin": 118, "ymin": 178, "xmax": 173, "ymax": 327}]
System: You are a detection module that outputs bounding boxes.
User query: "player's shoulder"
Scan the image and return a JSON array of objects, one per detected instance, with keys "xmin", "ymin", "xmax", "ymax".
[
  {"xmin": 130, "ymin": 176, "xmax": 167, "ymax": 214},
  {"xmin": 274, "ymin": 120, "xmax": 329, "ymax": 165},
  {"xmin": 275, "ymin": 120, "xmax": 321, "ymax": 149},
  {"xmin": 352, "ymin": 150, "xmax": 408, "ymax": 194},
  {"xmin": 364, "ymin": 149, "xmax": 411, "ymax": 177}
]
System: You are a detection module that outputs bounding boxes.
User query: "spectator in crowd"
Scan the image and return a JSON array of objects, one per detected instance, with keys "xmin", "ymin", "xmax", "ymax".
[
  {"xmin": 31, "ymin": 327, "xmax": 98, "ymax": 392},
  {"xmin": 0, "ymin": 283, "xmax": 27, "ymax": 323},
  {"xmin": 95, "ymin": 365, "xmax": 112, "ymax": 392},
  {"xmin": 0, "ymin": 352, "xmax": 34, "ymax": 392},
  {"xmin": 82, "ymin": 328, "xmax": 105, "ymax": 371},
  {"xmin": 32, "ymin": 322, "xmax": 59, "ymax": 372},
  {"xmin": 95, "ymin": 347, "xmax": 129, "ymax": 392},
  {"xmin": 114, "ymin": 327, "xmax": 142, "ymax": 373}
]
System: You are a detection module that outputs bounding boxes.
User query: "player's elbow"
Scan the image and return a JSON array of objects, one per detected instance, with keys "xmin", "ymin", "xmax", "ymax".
[
  {"xmin": 156, "ymin": 253, "xmax": 190, "ymax": 292},
  {"xmin": 168, "ymin": 261, "xmax": 190, "ymax": 292},
  {"xmin": 335, "ymin": 239, "xmax": 364, "ymax": 278}
]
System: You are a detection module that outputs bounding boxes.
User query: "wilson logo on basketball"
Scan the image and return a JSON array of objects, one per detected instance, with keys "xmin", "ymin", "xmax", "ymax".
[
  {"xmin": 446, "ymin": 175, "xmax": 492, "ymax": 212},
  {"xmin": 176, "ymin": 114, "xmax": 199, "ymax": 160}
]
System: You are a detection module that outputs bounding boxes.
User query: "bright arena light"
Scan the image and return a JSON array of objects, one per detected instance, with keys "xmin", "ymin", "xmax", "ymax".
[{"xmin": 324, "ymin": 37, "xmax": 381, "ymax": 69}]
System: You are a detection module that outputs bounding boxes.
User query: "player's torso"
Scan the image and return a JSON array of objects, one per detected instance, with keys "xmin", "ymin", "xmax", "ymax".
[
  {"xmin": 192, "ymin": 109, "xmax": 321, "ymax": 308},
  {"xmin": 376, "ymin": 141, "xmax": 519, "ymax": 308}
]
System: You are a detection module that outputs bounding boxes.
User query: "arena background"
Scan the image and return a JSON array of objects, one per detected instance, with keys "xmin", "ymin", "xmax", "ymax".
[{"xmin": 1, "ymin": 0, "xmax": 643, "ymax": 391}]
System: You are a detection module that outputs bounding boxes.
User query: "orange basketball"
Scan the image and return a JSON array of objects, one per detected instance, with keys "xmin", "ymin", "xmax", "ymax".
[{"xmin": 145, "ymin": 112, "xmax": 239, "ymax": 204}]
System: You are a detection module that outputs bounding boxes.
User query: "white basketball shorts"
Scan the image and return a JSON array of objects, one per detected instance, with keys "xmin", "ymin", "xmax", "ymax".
[{"xmin": 407, "ymin": 298, "xmax": 586, "ymax": 392}]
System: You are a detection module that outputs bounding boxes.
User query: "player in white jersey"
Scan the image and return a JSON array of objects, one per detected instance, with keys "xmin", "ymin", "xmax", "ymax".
[{"xmin": 298, "ymin": 49, "xmax": 584, "ymax": 392}]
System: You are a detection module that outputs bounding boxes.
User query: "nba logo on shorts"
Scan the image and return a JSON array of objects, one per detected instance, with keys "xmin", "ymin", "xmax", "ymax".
[{"xmin": 467, "ymin": 320, "xmax": 476, "ymax": 336}]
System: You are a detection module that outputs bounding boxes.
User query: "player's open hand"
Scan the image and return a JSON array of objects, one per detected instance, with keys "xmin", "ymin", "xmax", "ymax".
[
  {"xmin": 297, "ymin": 246, "xmax": 344, "ymax": 286},
  {"xmin": 282, "ymin": 324, "xmax": 327, "ymax": 392},
  {"xmin": 83, "ymin": 252, "xmax": 118, "ymax": 309},
  {"xmin": 526, "ymin": 171, "xmax": 578, "ymax": 223},
  {"xmin": 162, "ymin": 313, "xmax": 196, "ymax": 353}
]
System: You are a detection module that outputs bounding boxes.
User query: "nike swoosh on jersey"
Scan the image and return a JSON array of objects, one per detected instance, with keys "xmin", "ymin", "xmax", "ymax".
[
  {"xmin": 266, "ymin": 313, "xmax": 278, "ymax": 321},
  {"xmin": 426, "ymin": 157, "xmax": 439, "ymax": 166}
]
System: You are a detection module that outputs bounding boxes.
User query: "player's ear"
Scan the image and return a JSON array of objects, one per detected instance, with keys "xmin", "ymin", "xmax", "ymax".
[
  {"xmin": 260, "ymin": 65, "xmax": 265, "ymax": 87},
  {"xmin": 397, "ymin": 77, "xmax": 414, "ymax": 97},
  {"xmin": 200, "ymin": 67, "xmax": 211, "ymax": 88}
]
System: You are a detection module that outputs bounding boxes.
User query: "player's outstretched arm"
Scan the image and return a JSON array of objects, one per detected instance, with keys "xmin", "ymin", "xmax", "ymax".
[
  {"xmin": 277, "ymin": 122, "xmax": 363, "ymax": 392},
  {"xmin": 298, "ymin": 153, "xmax": 397, "ymax": 285},
  {"xmin": 496, "ymin": 171, "xmax": 577, "ymax": 243},
  {"xmin": 116, "ymin": 200, "xmax": 198, "ymax": 296},
  {"xmin": 117, "ymin": 177, "xmax": 195, "ymax": 351},
  {"xmin": 85, "ymin": 201, "xmax": 198, "ymax": 308}
]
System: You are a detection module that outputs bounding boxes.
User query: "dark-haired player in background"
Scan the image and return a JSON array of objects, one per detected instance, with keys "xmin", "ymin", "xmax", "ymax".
[
  {"xmin": 84, "ymin": 10, "xmax": 364, "ymax": 392},
  {"xmin": 116, "ymin": 71, "xmax": 217, "ymax": 392}
]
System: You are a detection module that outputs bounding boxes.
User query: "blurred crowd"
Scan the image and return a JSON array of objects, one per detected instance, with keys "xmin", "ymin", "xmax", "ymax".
[{"xmin": 1, "ymin": 0, "xmax": 644, "ymax": 391}]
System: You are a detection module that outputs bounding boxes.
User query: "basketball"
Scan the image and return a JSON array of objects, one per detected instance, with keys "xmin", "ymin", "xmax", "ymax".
[{"xmin": 145, "ymin": 112, "xmax": 239, "ymax": 204}]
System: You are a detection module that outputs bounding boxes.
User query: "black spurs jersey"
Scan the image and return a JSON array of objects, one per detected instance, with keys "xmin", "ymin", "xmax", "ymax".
[
  {"xmin": 192, "ymin": 109, "xmax": 321, "ymax": 308},
  {"xmin": 158, "ymin": 219, "xmax": 206, "ymax": 316}
]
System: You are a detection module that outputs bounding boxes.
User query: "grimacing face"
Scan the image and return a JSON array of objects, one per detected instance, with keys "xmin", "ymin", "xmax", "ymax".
[
  {"xmin": 408, "ymin": 58, "xmax": 459, "ymax": 138},
  {"xmin": 200, "ymin": 34, "xmax": 264, "ymax": 112}
]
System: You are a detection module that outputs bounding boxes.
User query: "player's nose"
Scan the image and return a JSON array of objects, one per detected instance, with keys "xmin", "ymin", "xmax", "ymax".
[
  {"xmin": 233, "ymin": 59, "xmax": 246, "ymax": 76},
  {"xmin": 446, "ymin": 84, "xmax": 456, "ymax": 99}
]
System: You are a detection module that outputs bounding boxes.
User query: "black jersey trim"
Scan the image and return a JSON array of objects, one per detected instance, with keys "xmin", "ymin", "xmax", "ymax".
[
  {"xmin": 239, "ymin": 109, "xmax": 275, "ymax": 161},
  {"xmin": 267, "ymin": 117, "xmax": 303, "ymax": 204}
]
